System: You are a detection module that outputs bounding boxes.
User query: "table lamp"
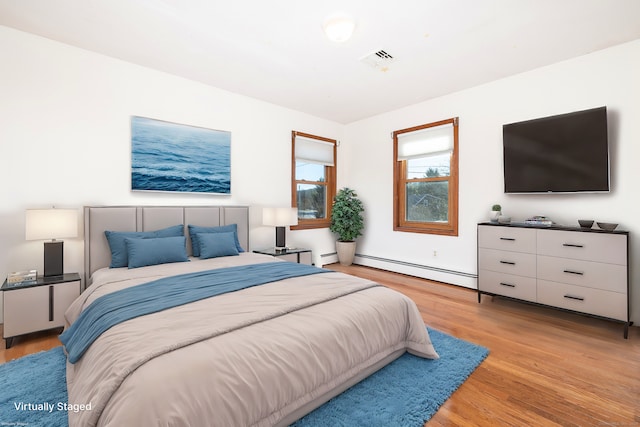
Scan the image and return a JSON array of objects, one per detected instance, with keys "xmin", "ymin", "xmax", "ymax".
[
  {"xmin": 263, "ymin": 207, "xmax": 298, "ymax": 250},
  {"xmin": 25, "ymin": 208, "xmax": 78, "ymax": 277}
]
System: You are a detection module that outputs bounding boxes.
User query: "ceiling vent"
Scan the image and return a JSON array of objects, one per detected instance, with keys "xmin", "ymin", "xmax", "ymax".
[{"xmin": 360, "ymin": 49, "xmax": 395, "ymax": 71}]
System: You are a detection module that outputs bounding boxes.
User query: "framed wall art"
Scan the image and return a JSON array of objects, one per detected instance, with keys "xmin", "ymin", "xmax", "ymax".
[{"xmin": 131, "ymin": 116, "xmax": 231, "ymax": 194}]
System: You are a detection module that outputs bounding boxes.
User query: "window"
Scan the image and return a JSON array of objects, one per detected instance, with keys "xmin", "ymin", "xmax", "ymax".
[
  {"xmin": 291, "ymin": 131, "xmax": 337, "ymax": 230},
  {"xmin": 393, "ymin": 117, "xmax": 459, "ymax": 236}
]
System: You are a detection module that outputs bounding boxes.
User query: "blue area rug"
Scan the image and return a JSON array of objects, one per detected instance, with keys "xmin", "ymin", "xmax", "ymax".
[
  {"xmin": 293, "ymin": 328, "xmax": 489, "ymax": 426},
  {"xmin": 0, "ymin": 346, "xmax": 68, "ymax": 427},
  {"xmin": 0, "ymin": 328, "xmax": 488, "ymax": 426}
]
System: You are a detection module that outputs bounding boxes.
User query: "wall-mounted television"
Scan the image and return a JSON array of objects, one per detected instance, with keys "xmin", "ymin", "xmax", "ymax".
[{"xmin": 503, "ymin": 106, "xmax": 609, "ymax": 194}]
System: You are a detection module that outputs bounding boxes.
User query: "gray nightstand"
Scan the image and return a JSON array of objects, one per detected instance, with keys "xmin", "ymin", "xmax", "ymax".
[
  {"xmin": 2, "ymin": 273, "xmax": 81, "ymax": 348},
  {"xmin": 253, "ymin": 248, "xmax": 312, "ymax": 265}
]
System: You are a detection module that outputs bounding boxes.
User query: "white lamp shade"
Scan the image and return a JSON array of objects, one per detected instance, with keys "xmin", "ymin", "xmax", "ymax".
[
  {"xmin": 263, "ymin": 207, "xmax": 298, "ymax": 227},
  {"xmin": 25, "ymin": 208, "xmax": 78, "ymax": 240}
]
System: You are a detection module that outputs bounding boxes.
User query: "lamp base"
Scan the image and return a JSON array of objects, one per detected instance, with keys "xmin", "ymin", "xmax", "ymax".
[
  {"xmin": 275, "ymin": 226, "xmax": 286, "ymax": 250},
  {"xmin": 44, "ymin": 240, "xmax": 64, "ymax": 277}
]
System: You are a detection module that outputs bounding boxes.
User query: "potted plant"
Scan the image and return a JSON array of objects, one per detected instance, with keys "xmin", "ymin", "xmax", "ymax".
[
  {"xmin": 330, "ymin": 188, "xmax": 364, "ymax": 266},
  {"xmin": 490, "ymin": 204, "xmax": 501, "ymax": 222}
]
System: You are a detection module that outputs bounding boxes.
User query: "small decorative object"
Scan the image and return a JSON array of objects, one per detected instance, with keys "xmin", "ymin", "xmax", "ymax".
[
  {"xmin": 7, "ymin": 270, "xmax": 37, "ymax": 284},
  {"xmin": 578, "ymin": 220, "xmax": 594, "ymax": 228},
  {"xmin": 596, "ymin": 222, "xmax": 618, "ymax": 231},
  {"xmin": 330, "ymin": 188, "xmax": 364, "ymax": 266},
  {"xmin": 525, "ymin": 215, "xmax": 554, "ymax": 226},
  {"xmin": 498, "ymin": 215, "xmax": 511, "ymax": 224},
  {"xmin": 489, "ymin": 204, "xmax": 501, "ymax": 223}
]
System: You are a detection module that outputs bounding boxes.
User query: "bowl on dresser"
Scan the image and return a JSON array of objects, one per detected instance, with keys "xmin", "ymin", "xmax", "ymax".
[
  {"xmin": 578, "ymin": 219, "xmax": 594, "ymax": 228},
  {"xmin": 596, "ymin": 222, "xmax": 618, "ymax": 231}
]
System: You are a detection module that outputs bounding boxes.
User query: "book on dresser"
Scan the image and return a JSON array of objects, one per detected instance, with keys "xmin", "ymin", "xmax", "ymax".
[{"xmin": 476, "ymin": 222, "xmax": 630, "ymax": 338}]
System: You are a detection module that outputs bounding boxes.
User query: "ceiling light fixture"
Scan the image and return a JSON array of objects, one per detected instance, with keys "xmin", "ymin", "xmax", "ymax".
[{"xmin": 322, "ymin": 13, "xmax": 355, "ymax": 43}]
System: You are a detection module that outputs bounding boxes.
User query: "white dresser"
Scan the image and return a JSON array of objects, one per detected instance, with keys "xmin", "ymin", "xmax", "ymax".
[{"xmin": 477, "ymin": 223, "xmax": 630, "ymax": 338}]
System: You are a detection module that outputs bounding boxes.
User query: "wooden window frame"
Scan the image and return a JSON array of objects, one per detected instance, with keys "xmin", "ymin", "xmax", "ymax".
[
  {"xmin": 291, "ymin": 131, "xmax": 337, "ymax": 230},
  {"xmin": 393, "ymin": 117, "xmax": 459, "ymax": 236}
]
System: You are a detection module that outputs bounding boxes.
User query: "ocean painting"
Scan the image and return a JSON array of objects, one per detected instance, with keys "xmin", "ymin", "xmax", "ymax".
[{"xmin": 131, "ymin": 116, "xmax": 231, "ymax": 194}]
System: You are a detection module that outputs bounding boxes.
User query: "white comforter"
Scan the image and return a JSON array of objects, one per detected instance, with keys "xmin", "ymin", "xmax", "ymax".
[{"xmin": 65, "ymin": 253, "xmax": 438, "ymax": 426}]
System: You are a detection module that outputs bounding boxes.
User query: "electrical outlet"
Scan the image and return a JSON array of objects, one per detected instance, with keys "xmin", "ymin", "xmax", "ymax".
[{"xmin": 433, "ymin": 250, "xmax": 437, "ymax": 257}]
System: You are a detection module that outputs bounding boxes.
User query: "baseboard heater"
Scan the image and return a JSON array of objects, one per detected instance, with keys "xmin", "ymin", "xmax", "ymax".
[{"xmin": 320, "ymin": 252, "xmax": 477, "ymax": 279}]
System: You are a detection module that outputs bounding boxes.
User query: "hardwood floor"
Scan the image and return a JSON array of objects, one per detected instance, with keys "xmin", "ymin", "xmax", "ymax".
[
  {"xmin": 325, "ymin": 263, "xmax": 640, "ymax": 427},
  {"xmin": 0, "ymin": 327, "xmax": 61, "ymax": 363},
  {"xmin": 1, "ymin": 263, "xmax": 638, "ymax": 426}
]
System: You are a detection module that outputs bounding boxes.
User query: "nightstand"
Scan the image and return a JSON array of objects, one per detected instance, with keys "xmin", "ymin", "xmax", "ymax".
[
  {"xmin": 2, "ymin": 273, "xmax": 81, "ymax": 349},
  {"xmin": 253, "ymin": 248, "xmax": 312, "ymax": 265}
]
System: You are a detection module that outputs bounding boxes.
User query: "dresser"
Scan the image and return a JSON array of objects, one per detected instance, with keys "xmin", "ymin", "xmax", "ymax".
[{"xmin": 477, "ymin": 223, "xmax": 630, "ymax": 338}]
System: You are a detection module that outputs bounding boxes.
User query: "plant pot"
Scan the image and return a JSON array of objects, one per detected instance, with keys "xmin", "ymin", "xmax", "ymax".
[
  {"xmin": 336, "ymin": 241, "xmax": 356, "ymax": 266},
  {"xmin": 489, "ymin": 211, "xmax": 501, "ymax": 223}
]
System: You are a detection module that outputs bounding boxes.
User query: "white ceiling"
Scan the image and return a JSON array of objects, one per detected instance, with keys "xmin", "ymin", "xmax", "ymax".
[{"xmin": 1, "ymin": 0, "xmax": 640, "ymax": 124}]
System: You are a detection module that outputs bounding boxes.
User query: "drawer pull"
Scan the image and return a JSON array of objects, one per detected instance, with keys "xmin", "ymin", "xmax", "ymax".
[
  {"xmin": 562, "ymin": 243, "xmax": 584, "ymax": 248},
  {"xmin": 500, "ymin": 260, "xmax": 516, "ymax": 265},
  {"xmin": 563, "ymin": 294, "xmax": 585, "ymax": 302},
  {"xmin": 563, "ymin": 269, "xmax": 584, "ymax": 276},
  {"xmin": 500, "ymin": 237, "xmax": 516, "ymax": 241},
  {"xmin": 49, "ymin": 285, "xmax": 54, "ymax": 322},
  {"xmin": 499, "ymin": 282, "xmax": 516, "ymax": 288}
]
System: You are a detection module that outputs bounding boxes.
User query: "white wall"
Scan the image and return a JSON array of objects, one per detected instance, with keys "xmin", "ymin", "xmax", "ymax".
[
  {"xmin": 2, "ymin": 23, "xmax": 638, "ymax": 328},
  {"xmin": 0, "ymin": 26, "xmax": 342, "ymax": 320},
  {"xmin": 343, "ymin": 39, "xmax": 640, "ymax": 325}
]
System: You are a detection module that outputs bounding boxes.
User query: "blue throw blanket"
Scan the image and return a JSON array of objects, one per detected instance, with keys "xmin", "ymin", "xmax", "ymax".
[{"xmin": 60, "ymin": 262, "xmax": 328, "ymax": 363}]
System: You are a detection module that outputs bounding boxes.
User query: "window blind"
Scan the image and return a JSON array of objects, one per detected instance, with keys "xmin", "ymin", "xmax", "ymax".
[
  {"xmin": 295, "ymin": 135, "xmax": 335, "ymax": 166},
  {"xmin": 397, "ymin": 123, "xmax": 454, "ymax": 160}
]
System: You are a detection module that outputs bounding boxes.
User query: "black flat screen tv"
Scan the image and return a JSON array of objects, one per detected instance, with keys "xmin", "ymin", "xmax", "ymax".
[{"xmin": 503, "ymin": 106, "xmax": 609, "ymax": 193}]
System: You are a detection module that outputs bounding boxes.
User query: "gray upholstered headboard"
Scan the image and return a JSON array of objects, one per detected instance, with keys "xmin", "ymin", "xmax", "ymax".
[{"xmin": 84, "ymin": 205, "xmax": 250, "ymax": 285}]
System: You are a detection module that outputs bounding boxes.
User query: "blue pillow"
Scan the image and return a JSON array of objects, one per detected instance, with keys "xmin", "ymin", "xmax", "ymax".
[
  {"xmin": 105, "ymin": 224, "xmax": 184, "ymax": 268},
  {"xmin": 197, "ymin": 232, "xmax": 240, "ymax": 259},
  {"xmin": 188, "ymin": 224, "xmax": 244, "ymax": 256},
  {"xmin": 125, "ymin": 236, "xmax": 189, "ymax": 269}
]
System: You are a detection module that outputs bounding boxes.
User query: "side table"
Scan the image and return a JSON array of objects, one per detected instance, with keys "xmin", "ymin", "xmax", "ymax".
[
  {"xmin": 2, "ymin": 273, "xmax": 81, "ymax": 348},
  {"xmin": 253, "ymin": 248, "xmax": 312, "ymax": 265}
]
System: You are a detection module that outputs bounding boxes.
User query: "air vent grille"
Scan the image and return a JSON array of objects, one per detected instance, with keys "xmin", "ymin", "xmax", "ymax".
[{"xmin": 360, "ymin": 49, "xmax": 395, "ymax": 70}]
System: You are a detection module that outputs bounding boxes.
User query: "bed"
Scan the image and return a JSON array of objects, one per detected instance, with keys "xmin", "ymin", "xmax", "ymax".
[{"xmin": 63, "ymin": 205, "xmax": 438, "ymax": 426}]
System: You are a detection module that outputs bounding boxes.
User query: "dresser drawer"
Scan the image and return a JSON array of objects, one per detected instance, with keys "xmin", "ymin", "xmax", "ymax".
[
  {"xmin": 537, "ymin": 280, "xmax": 627, "ymax": 321},
  {"xmin": 479, "ymin": 248, "xmax": 536, "ymax": 277},
  {"xmin": 536, "ymin": 230, "xmax": 626, "ymax": 265},
  {"xmin": 478, "ymin": 270, "xmax": 537, "ymax": 302},
  {"xmin": 478, "ymin": 226, "xmax": 536, "ymax": 253},
  {"xmin": 537, "ymin": 256, "xmax": 627, "ymax": 293}
]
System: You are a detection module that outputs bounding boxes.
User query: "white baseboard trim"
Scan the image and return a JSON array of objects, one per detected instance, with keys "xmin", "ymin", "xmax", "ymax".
[
  {"xmin": 321, "ymin": 252, "xmax": 477, "ymax": 290},
  {"xmin": 356, "ymin": 254, "xmax": 477, "ymax": 289},
  {"xmin": 318, "ymin": 252, "xmax": 338, "ymax": 267}
]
